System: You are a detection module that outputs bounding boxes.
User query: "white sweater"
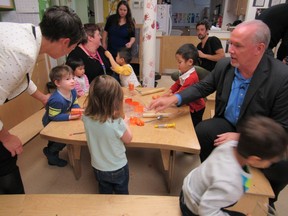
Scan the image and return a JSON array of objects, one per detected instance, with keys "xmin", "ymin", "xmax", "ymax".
[{"xmin": 182, "ymin": 141, "xmax": 251, "ymax": 216}]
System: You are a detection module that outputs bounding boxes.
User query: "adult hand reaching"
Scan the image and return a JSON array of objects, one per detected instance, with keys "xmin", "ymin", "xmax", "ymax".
[
  {"xmin": 148, "ymin": 95, "xmax": 178, "ymax": 112},
  {"xmin": 214, "ymin": 132, "xmax": 240, "ymax": 146},
  {"xmin": 0, "ymin": 128, "xmax": 23, "ymax": 157}
]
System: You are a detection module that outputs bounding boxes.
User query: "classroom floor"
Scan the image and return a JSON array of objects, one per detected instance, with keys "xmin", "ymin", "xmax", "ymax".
[{"xmin": 18, "ymin": 75, "xmax": 288, "ymax": 215}]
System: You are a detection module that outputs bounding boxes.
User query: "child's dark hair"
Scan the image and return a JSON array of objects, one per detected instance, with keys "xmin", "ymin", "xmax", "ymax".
[
  {"xmin": 237, "ymin": 116, "xmax": 288, "ymax": 160},
  {"xmin": 118, "ymin": 47, "xmax": 132, "ymax": 64},
  {"xmin": 66, "ymin": 57, "xmax": 84, "ymax": 71},
  {"xmin": 49, "ymin": 65, "xmax": 73, "ymax": 87},
  {"xmin": 84, "ymin": 75, "xmax": 124, "ymax": 123},
  {"xmin": 176, "ymin": 43, "xmax": 199, "ymax": 64},
  {"xmin": 196, "ymin": 20, "xmax": 210, "ymax": 31}
]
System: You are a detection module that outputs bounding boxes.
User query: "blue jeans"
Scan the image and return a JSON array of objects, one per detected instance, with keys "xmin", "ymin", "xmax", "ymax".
[{"xmin": 93, "ymin": 163, "xmax": 129, "ymax": 194}]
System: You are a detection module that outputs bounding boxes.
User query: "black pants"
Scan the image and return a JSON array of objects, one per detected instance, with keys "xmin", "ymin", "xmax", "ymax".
[
  {"xmin": 195, "ymin": 117, "xmax": 288, "ymax": 206},
  {"xmin": 0, "ymin": 142, "xmax": 25, "ymax": 194},
  {"xmin": 179, "ymin": 190, "xmax": 197, "ymax": 216},
  {"xmin": 190, "ymin": 108, "xmax": 205, "ymax": 128}
]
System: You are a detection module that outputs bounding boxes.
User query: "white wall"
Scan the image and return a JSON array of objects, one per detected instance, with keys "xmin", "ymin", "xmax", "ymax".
[
  {"xmin": 130, "ymin": 0, "xmax": 144, "ymax": 24},
  {"xmin": 245, "ymin": 0, "xmax": 286, "ymax": 21}
]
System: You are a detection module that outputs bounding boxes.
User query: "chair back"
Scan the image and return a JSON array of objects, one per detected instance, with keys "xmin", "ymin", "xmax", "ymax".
[{"xmin": 194, "ymin": 65, "xmax": 210, "ymax": 81}]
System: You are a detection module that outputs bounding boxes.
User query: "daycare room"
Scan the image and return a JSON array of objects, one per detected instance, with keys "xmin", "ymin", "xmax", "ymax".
[{"xmin": 1, "ymin": 0, "xmax": 288, "ymax": 215}]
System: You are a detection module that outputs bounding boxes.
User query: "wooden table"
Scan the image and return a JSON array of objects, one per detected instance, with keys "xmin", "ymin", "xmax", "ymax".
[
  {"xmin": 0, "ymin": 194, "xmax": 180, "ymax": 216},
  {"xmin": 40, "ymin": 87, "xmax": 200, "ymax": 192}
]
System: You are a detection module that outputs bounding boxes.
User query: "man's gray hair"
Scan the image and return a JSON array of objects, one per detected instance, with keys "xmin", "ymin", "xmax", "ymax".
[{"xmin": 237, "ymin": 20, "xmax": 271, "ymax": 49}]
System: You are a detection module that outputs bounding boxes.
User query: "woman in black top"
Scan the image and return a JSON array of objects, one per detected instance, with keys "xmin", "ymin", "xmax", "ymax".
[
  {"xmin": 102, "ymin": 0, "xmax": 135, "ymax": 58},
  {"xmin": 67, "ymin": 23, "xmax": 113, "ymax": 83}
]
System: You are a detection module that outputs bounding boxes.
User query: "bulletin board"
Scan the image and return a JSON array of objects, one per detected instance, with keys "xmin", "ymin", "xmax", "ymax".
[{"xmin": 0, "ymin": 0, "xmax": 14, "ymax": 9}]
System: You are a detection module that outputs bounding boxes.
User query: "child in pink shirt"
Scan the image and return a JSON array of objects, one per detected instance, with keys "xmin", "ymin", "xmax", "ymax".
[{"xmin": 66, "ymin": 57, "xmax": 89, "ymax": 97}]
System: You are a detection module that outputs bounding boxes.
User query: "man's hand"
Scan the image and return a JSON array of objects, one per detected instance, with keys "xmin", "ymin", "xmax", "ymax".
[
  {"xmin": 214, "ymin": 132, "xmax": 240, "ymax": 146},
  {"xmin": 31, "ymin": 90, "xmax": 50, "ymax": 106},
  {"xmin": 148, "ymin": 95, "xmax": 178, "ymax": 112},
  {"xmin": 0, "ymin": 128, "xmax": 23, "ymax": 157},
  {"xmin": 198, "ymin": 50, "xmax": 206, "ymax": 58}
]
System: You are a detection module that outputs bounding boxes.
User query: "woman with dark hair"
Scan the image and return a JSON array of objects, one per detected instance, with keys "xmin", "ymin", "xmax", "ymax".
[
  {"xmin": 67, "ymin": 23, "xmax": 113, "ymax": 83},
  {"xmin": 102, "ymin": 0, "xmax": 135, "ymax": 59}
]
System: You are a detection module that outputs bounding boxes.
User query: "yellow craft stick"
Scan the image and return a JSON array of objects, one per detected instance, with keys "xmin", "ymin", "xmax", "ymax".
[{"xmin": 154, "ymin": 123, "xmax": 176, "ymax": 128}]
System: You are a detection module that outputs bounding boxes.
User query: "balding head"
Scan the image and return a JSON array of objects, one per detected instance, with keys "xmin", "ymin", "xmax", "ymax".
[{"xmin": 235, "ymin": 20, "xmax": 271, "ymax": 49}]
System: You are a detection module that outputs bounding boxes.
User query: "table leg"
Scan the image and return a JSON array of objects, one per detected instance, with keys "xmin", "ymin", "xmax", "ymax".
[
  {"xmin": 160, "ymin": 149, "xmax": 176, "ymax": 193},
  {"xmin": 67, "ymin": 144, "xmax": 82, "ymax": 180}
]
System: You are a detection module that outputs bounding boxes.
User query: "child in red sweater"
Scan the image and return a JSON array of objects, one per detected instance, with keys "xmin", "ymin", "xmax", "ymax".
[{"xmin": 164, "ymin": 43, "xmax": 205, "ymax": 127}]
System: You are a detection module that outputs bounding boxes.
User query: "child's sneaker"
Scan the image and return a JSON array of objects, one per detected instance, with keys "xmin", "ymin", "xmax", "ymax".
[{"xmin": 43, "ymin": 147, "xmax": 68, "ymax": 167}]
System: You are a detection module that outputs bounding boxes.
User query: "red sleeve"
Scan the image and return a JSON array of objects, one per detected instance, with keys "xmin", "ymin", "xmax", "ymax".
[{"xmin": 170, "ymin": 80, "xmax": 181, "ymax": 93}]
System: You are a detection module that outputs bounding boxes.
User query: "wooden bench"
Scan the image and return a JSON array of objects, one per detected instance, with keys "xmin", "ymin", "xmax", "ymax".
[
  {"xmin": 8, "ymin": 109, "xmax": 45, "ymax": 145},
  {"xmin": 228, "ymin": 167, "xmax": 274, "ymax": 215},
  {"xmin": 0, "ymin": 194, "xmax": 181, "ymax": 215}
]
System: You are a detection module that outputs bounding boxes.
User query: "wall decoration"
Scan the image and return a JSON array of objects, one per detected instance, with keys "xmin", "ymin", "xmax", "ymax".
[
  {"xmin": 269, "ymin": 0, "xmax": 281, "ymax": 7},
  {"xmin": 253, "ymin": 0, "xmax": 265, "ymax": 7},
  {"xmin": 255, "ymin": 8, "xmax": 267, "ymax": 18}
]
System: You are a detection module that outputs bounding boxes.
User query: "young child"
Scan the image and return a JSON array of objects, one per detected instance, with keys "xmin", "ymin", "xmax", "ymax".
[
  {"xmin": 163, "ymin": 43, "xmax": 205, "ymax": 127},
  {"xmin": 180, "ymin": 116, "xmax": 288, "ymax": 216},
  {"xmin": 42, "ymin": 65, "xmax": 82, "ymax": 167},
  {"xmin": 105, "ymin": 47, "xmax": 141, "ymax": 88},
  {"xmin": 66, "ymin": 57, "xmax": 89, "ymax": 97},
  {"xmin": 82, "ymin": 75, "xmax": 133, "ymax": 194}
]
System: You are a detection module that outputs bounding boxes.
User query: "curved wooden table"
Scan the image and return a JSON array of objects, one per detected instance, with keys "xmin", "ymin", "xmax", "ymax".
[{"xmin": 40, "ymin": 88, "xmax": 200, "ymax": 192}]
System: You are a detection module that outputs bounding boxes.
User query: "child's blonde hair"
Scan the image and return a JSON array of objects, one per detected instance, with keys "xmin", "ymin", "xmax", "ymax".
[{"xmin": 84, "ymin": 75, "xmax": 123, "ymax": 122}]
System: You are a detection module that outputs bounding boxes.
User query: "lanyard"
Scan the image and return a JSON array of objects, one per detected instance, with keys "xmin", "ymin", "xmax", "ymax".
[{"xmin": 82, "ymin": 45, "xmax": 107, "ymax": 75}]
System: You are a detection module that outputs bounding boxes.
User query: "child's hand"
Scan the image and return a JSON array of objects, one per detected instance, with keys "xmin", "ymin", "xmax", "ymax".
[
  {"xmin": 69, "ymin": 114, "xmax": 81, "ymax": 120},
  {"xmin": 105, "ymin": 50, "xmax": 112, "ymax": 59}
]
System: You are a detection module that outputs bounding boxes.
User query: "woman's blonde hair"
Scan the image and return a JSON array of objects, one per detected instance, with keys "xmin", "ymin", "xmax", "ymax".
[{"xmin": 84, "ymin": 75, "xmax": 123, "ymax": 122}]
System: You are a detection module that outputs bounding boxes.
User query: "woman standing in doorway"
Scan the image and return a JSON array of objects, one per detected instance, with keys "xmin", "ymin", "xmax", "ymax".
[{"xmin": 102, "ymin": 1, "xmax": 135, "ymax": 59}]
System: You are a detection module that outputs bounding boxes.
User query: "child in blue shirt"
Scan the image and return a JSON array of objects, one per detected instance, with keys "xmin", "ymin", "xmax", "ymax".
[
  {"xmin": 82, "ymin": 75, "xmax": 132, "ymax": 194},
  {"xmin": 42, "ymin": 65, "xmax": 81, "ymax": 167}
]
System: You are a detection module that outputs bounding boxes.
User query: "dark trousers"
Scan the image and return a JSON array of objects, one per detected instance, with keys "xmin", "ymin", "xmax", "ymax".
[
  {"xmin": 179, "ymin": 190, "xmax": 197, "ymax": 216},
  {"xmin": 93, "ymin": 163, "xmax": 129, "ymax": 194},
  {"xmin": 190, "ymin": 108, "xmax": 205, "ymax": 128},
  {"xmin": 195, "ymin": 117, "xmax": 288, "ymax": 206},
  {"xmin": 195, "ymin": 118, "xmax": 236, "ymax": 162},
  {"xmin": 0, "ymin": 142, "xmax": 25, "ymax": 194},
  {"xmin": 47, "ymin": 140, "xmax": 66, "ymax": 153}
]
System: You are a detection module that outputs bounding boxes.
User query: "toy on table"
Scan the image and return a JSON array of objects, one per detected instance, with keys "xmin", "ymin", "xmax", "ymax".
[
  {"xmin": 135, "ymin": 87, "xmax": 165, "ymax": 96},
  {"xmin": 154, "ymin": 123, "xmax": 176, "ymax": 128},
  {"xmin": 70, "ymin": 108, "xmax": 84, "ymax": 115}
]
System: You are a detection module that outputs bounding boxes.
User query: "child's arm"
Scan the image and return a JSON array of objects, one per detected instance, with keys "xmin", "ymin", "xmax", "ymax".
[
  {"xmin": 121, "ymin": 120, "xmax": 133, "ymax": 144},
  {"xmin": 105, "ymin": 50, "xmax": 132, "ymax": 76},
  {"xmin": 69, "ymin": 91, "xmax": 82, "ymax": 120},
  {"xmin": 47, "ymin": 102, "xmax": 70, "ymax": 122},
  {"xmin": 74, "ymin": 80, "xmax": 85, "ymax": 97}
]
